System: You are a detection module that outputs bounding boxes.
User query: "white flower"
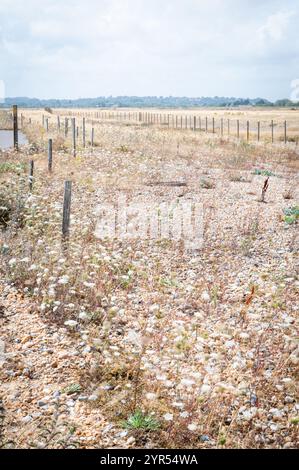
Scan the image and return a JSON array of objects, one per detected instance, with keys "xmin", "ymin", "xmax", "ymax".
[
  {"xmin": 181, "ymin": 378, "xmax": 195, "ymax": 387},
  {"xmin": 163, "ymin": 413, "xmax": 174, "ymax": 422},
  {"xmin": 200, "ymin": 384, "xmax": 211, "ymax": 395},
  {"xmin": 180, "ymin": 411, "xmax": 190, "ymax": 418},
  {"xmin": 146, "ymin": 393, "xmax": 157, "ymax": 401},
  {"xmin": 64, "ymin": 320, "xmax": 78, "ymax": 328},
  {"xmin": 79, "ymin": 312, "xmax": 89, "ymax": 321},
  {"xmin": 172, "ymin": 402, "xmax": 184, "ymax": 409},
  {"xmin": 58, "ymin": 275, "xmax": 69, "ymax": 285},
  {"xmin": 48, "ymin": 288, "xmax": 56, "ymax": 297},
  {"xmin": 8, "ymin": 258, "xmax": 17, "ymax": 266},
  {"xmin": 225, "ymin": 340, "xmax": 235, "ymax": 349},
  {"xmin": 29, "ymin": 264, "xmax": 38, "ymax": 271},
  {"xmin": 201, "ymin": 291, "xmax": 210, "ymax": 302},
  {"xmin": 165, "ymin": 380, "xmax": 174, "ymax": 388},
  {"xmin": 188, "ymin": 423, "xmax": 198, "ymax": 432},
  {"xmin": 83, "ymin": 282, "xmax": 95, "ymax": 288}
]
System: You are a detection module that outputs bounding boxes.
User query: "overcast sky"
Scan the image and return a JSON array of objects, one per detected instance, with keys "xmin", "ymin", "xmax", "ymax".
[{"xmin": 0, "ymin": 0, "xmax": 298, "ymax": 100}]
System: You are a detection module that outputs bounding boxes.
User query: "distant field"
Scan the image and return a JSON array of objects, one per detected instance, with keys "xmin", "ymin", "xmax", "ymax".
[{"xmin": 20, "ymin": 107, "xmax": 299, "ymax": 145}]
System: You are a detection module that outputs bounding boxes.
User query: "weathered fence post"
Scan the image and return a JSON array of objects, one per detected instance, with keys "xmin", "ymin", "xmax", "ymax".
[
  {"xmin": 29, "ymin": 160, "xmax": 34, "ymax": 191},
  {"xmin": 284, "ymin": 121, "xmax": 287, "ymax": 144},
  {"xmin": 46, "ymin": 118, "xmax": 49, "ymax": 132},
  {"xmin": 42, "ymin": 115, "xmax": 45, "ymax": 127},
  {"xmin": 62, "ymin": 181, "xmax": 72, "ymax": 241},
  {"xmin": 65, "ymin": 118, "xmax": 68, "ymax": 137},
  {"xmin": 57, "ymin": 116, "xmax": 60, "ymax": 132},
  {"xmin": 91, "ymin": 127, "xmax": 94, "ymax": 148},
  {"xmin": 205, "ymin": 117, "xmax": 208, "ymax": 133},
  {"xmin": 48, "ymin": 139, "xmax": 53, "ymax": 172},
  {"xmin": 82, "ymin": 117, "xmax": 86, "ymax": 148},
  {"xmin": 72, "ymin": 118, "xmax": 76, "ymax": 157},
  {"xmin": 237, "ymin": 120, "xmax": 240, "ymax": 139},
  {"xmin": 212, "ymin": 117, "xmax": 215, "ymax": 134},
  {"xmin": 13, "ymin": 105, "xmax": 18, "ymax": 150}
]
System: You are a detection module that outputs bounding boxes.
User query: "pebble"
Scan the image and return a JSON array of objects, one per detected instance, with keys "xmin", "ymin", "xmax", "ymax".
[
  {"xmin": 78, "ymin": 396, "xmax": 89, "ymax": 402},
  {"xmin": 22, "ymin": 415, "xmax": 33, "ymax": 423},
  {"xmin": 37, "ymin": 399, "xmax": 49, "ymax": 407},
  {"xmin": 66, "ymin": 399, "xmax": 75, "ymax": 407}
]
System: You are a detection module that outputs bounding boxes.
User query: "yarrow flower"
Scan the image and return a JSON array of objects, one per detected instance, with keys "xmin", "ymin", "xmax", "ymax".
[
  {"xmin": 163, "ymin": 413, "xmax": 174, "ymax": 422},
  {"xmin": 146, "ymin": 393, "xmax": 157, "ymax": 401},
  {"xmin": 188, "ymin": 423, "xmax": 198, "ymax": 432},
  {"xmin": 58, "ymin": 275, "xmax": 69, "ymax": 285}
]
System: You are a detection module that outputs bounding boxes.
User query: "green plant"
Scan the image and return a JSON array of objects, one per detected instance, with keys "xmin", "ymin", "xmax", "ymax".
[
  {"xmin": 118, "ymin": 145, "xmax": 130, "ymax": 153},
  {"xmin": 253, "ymin": 169, "xmax": 276, "ymax": 177},
  {"xmin": 283, "ymin": 206, "xmax": 299, "ymax": 225},
  {"xmin": 122, "ymin": 410, "xmax": 160, "ymax": 431},
  {"xmin": 61, "ymin": 384, "xmax": 82, "ymax": 395},
  {"xmin": 0, "ymin": 162, "xmax": 26, "ymax": 174}
]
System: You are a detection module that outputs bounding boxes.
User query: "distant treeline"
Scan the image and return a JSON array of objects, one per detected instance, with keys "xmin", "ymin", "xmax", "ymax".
[{"xmin": 1, "ymin": 96, "xmax": 299, "ymax": 108}]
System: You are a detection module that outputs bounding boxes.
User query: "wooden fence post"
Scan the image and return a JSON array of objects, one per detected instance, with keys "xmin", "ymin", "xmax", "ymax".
[
  {"xmin": 212, "ymin": 117, "xmax": 215, "ymax": 134},
  {"xmin": 91, "ymin": 127, "xmax": 94, "ymax": 148},
  {"xmin": 62, "ymin": 181, "xmax": 72, "ymax": 240},
  {"xmin": 65, "ymin": 118, "xmax": 68, "ymax": 137},
  {"xmin": 57, "ymin": 116, "xmax": 60, "ymax": 132},
  {"xmin": 83, "ymin": 117, "xmax": 86, "ymax": 148},
  {"xmin": 284, "ymin": 121, "xmax": 287, "ymax": 144},
  {"xmin": 72, "ymin": 118, "xmax": 76, "ymax": 156},
  {"xmin": 29, "ymin": 160, "xmax": 34, "ymax": 191},
  {"xmin": 46, "ymin": 118, "xmax": 49, "ymax": 132},
  {"xmin": 237, "ymin": 120, "xmax": 240, "ymax": 139},
  {"xmin": 13, "ymin": 105, "xmax": 18, "ymax": 150},
  {"xmin": 48, "ymin": 139, "xmax": 53, "ymax": 172},
  {"xmin": 205, "ymin": 117, "xmax": 208, "ymax": 133}
]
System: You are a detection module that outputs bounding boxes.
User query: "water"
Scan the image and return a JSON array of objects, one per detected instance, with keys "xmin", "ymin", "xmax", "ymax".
[{"xmin": 0, "ymin": 130, "xmax": 28, "ymax": 149}]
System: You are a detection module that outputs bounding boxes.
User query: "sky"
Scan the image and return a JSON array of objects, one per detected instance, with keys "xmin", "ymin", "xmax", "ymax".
[{"xmin": 0, "ymin": 0, "xmax": 299, "ymax": 100}]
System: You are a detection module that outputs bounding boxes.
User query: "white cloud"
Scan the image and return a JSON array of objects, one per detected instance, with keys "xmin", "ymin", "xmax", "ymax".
[
  {"xmin": 258, "ymin": 10, "xmax": 295, "ymax": 43},
  {"xmin": 0, "ymin": 0, "xmax": 298, "ymax": 100}
]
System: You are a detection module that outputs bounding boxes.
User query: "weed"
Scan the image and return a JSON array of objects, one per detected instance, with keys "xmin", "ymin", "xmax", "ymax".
[
  {"xmin": 283, "ymin": 206, "xmax": 299, "ymax": 225},
  {"xmin": 123, "ymin": 411, "xmax": 160, "ymax": 431},
  {"xmin": 254, "ymin": 169, "xmax": 276, "ymax": 177}
]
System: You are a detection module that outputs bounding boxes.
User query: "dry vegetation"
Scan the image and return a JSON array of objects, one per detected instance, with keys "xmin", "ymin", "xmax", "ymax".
[{"xmin": 0, "ymin": 107, "xmax": 298, "ymax": 449}]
